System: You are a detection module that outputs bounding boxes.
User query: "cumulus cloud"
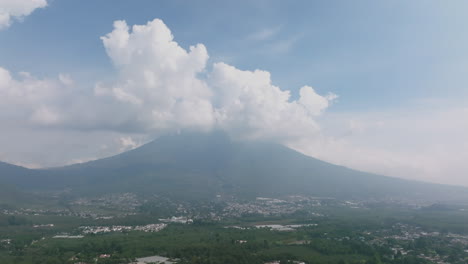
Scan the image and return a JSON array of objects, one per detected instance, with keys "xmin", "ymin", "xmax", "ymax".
[
  {"xmin": 0, "ymin": 18, "xmax": 335, "ymax": 167},
  {"xmin": 0, "ymin": 67, "xmax": 65, "ymax": 125},
  {"xmin": 0, "ymin": 0, "xmax": 47, "ymax": 29},
  {"xmin": 210, "ymin": 63, "xmax": 336, "ymax": 140},
  {"xmin": 93, "ymin": 18, "xmax": 335, "ymax": 140},
  {"xmin": 96, "ymin": 19, "xmax": 215, "ymax": 132}
]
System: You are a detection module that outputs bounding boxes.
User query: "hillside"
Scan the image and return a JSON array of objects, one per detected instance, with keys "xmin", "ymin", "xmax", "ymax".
[{"xmin": 1, "ymin": 132, "xmax": 467, "ymax": 202}]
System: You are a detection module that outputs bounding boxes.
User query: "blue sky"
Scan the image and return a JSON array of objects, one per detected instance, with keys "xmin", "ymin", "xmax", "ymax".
[
  {"xmin": 1, "ymin": 0, "xmax": 467, "ymax": 185},
  {"xmin": 2, "ymin": 0, "xmax": 467, "ymax": 110}
]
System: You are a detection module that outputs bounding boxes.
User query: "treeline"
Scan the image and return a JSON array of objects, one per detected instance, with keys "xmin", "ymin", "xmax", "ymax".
[
  {"xmin": 1, "ymin": 223, "xmax": 443, "ymax": 264},
  {"xmin": 0, "ymin": 215, "xmax": 30, "ymax": 226}
]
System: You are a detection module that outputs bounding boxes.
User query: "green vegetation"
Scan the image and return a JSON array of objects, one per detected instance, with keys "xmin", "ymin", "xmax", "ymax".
[
  {"xmin": 1, "ymin": 202, "xmax": 468, "ymax": 264},
  {"xmin": 1, "ymin": 133, "xmax": 468, "ymax": 263}
]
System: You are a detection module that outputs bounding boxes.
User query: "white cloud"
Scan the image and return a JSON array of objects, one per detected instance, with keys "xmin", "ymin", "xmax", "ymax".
[
  {"xmin": 30, "ymin": 105, "xmax": 61, "ymax": 125},
  {"xmin": 298, "ymin": 86, "xmax": 337, "ymax": 117},
  {"xmin": 96, "ymin": 19, "xmax": 214, "ymax": 132},
  {"xmin": 94, "ymin": 18, "xmax": 334, "ymax": 140},
  {"xmin": 0, "ymin": 0, "xmax": 47, "ymax": 29},
  {"xmin": 288, "ymin": 107, "xmax": 468, "ymax": 186},
  {"xmin": 210, "ymin": 63, "xmax": 334, "ymax": 140},
  {"xmin": 0, "ymin": 18, "xmax": 335, "ymax": 167},
  {"xmin": 0, "ymin": 67, "xmax": 64, "ymax": 125},
  {"xmin": 58, "ymin": 74, "xmax": 74, "ymax": 86},
  {"xmin": 119, "ymin": 136, "xmax": 140, "ymax": 152}
]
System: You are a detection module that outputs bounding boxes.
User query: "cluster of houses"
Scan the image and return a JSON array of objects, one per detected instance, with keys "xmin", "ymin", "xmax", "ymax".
[
  {"xmin": 264, "ymin": 261, "xmax": 306, "ymax": 264},
  {"xmin": 80, "ymin": 223, "xmax": 167, "ymax": 234},
  {"xmin": 158, "ymin": 216, "xmax": 193, "ymax": 224}
]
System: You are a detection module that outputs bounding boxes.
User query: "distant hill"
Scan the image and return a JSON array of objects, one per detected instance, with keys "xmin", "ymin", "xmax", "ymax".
[
  {"xmin": 1, "ymin": 132, "xmax": 467, "ymax": 202},
  {"xmin": 0, "ymin": 161, "xmax": 31, "ymax": 177}
]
